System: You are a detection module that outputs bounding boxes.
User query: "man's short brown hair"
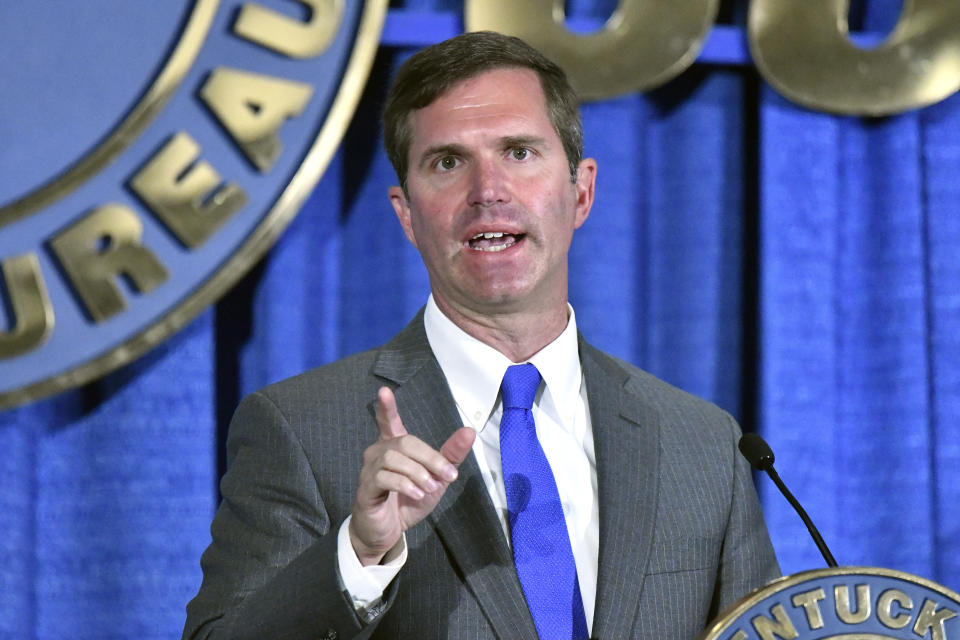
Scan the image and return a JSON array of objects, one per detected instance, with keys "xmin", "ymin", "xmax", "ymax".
[{"xmin": 382, "ymin": 31, "xmax": 583, "ymax": 189}]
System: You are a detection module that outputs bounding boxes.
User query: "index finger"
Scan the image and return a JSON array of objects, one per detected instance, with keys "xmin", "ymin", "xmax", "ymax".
[{"xmin": 375, "ymin": 386, "xmax": 408, "ymax": 440}]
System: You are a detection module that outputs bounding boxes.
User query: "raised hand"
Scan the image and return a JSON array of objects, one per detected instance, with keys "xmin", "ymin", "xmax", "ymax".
[{"xmin": 349, "ymin": 386, "xmax": 476, "ymax": 566}]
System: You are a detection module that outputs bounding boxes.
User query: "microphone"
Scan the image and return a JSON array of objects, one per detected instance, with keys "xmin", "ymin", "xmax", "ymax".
[{"xmin": 739, "ymin": 433, "xmax": 838, "ymax": 568}]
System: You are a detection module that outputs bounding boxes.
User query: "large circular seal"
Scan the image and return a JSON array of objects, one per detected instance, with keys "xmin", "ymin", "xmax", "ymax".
[
  {"xmin": 700, "ymin": 567, "xmax": 960, "ymax": 640},
  {"xmin": 0, "ymin": 0, "xmax": 388, "ymax": 408}
]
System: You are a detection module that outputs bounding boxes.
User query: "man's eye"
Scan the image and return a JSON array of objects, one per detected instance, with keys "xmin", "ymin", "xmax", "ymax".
[
  {"xmin": 437, "ymin": 156, "xmax": 458, "ymax": 170},
  {"xmin": 511, "ymin": 147, "xmax": 530, "ymax": 161}
]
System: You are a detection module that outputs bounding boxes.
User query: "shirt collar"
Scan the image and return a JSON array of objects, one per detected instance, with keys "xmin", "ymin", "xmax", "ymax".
[{"xmin": 423, "ymin": 295, "xmax": 582, "ymax": 434}]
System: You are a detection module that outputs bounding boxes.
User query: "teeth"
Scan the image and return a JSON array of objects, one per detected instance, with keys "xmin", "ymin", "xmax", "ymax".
[{"xmin": 467, "ymin": 231, "xmax": 519, "ymax": 252}]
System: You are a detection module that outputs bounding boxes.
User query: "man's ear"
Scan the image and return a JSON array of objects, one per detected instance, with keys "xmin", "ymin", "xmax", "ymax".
[
  {"xmin": 388, "ymin": 185, "xmax": 418, "ymax": 248},
  {"xmin": 573, "ymin": 158, "xmax": 597, "ymax": 229}
]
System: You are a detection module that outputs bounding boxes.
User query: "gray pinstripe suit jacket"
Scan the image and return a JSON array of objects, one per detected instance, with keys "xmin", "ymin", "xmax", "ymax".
[{"xmin": 183, "ymin": 311, "xmax": 779, "ymax": 639}]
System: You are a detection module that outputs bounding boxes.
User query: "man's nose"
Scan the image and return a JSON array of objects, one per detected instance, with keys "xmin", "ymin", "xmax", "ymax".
[{"xmin": 466, "ymin": 159, "xmax": 510, "ymax": 207}]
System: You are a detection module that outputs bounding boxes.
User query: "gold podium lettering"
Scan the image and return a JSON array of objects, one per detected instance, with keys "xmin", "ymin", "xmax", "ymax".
[
  {"xmin": 131, "ymin": 132, "xmax": 247, "ymax": 247},
  {"xmin": 913, "ymin": 598, "xmax": 958, "ymax": 640},
  {"xmin": 234, "ymin": 0, "xmax": 344, "ymax": 58},
  {"xmin": 749, "ymin": 0, "xmax": 960, "ymax": 115},
  {"xmin": 0, "ymin": 253, "xmax": 54, "ymax": 358},
  {"xmin": 465, "ymin": 0, "xmax": 719, "ymax": 100},
  {"xmin": 877, "ymin": 588, "xmax": 913, "ymax": 629},
  {"xmin": 50, "ymin": 205, "xmax": 169, "ymax": 322},
  {"xmin": 835, "ymin": 583, "xmax": 871, "ymax": 624},
  {"xmin": 751, "ymin": 603, "xmax": 799, "ymax": 640},
  {"xmin": 790, "ymin": 588, "xmax": 826, "ymax": 630},
  {"xmin": 200, "ymin": 68, "xmax": 314, "ymax": 171}
]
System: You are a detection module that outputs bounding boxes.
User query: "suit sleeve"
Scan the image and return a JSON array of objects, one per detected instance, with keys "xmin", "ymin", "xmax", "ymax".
[
  {"xmin": 710, "ymin": 413, "xmax": 781, "ymax": 616},
  {"xmin": 182, "ymin": 391, "xmax": 397, "ymax": 640}
]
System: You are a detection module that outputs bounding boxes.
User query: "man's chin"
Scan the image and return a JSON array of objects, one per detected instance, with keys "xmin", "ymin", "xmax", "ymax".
[{"xmin": 452, "ymin": 287, "xmax": 550, "ymax": 316}]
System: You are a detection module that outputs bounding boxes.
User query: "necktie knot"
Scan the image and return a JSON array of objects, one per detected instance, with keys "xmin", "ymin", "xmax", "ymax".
[{"xmin": 501, "ymin": 363, "xmax": 541, "ymax": 410}]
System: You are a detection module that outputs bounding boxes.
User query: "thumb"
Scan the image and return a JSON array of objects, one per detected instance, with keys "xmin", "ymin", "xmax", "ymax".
[{"xmin": 440, "ymin": 426, "xmax": 476, "ymax": 467}]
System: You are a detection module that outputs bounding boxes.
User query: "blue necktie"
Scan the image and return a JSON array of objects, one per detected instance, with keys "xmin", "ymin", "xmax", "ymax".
[{"xmin": 499, "ymin": 363, "xmax": 588, "ymax": 640}]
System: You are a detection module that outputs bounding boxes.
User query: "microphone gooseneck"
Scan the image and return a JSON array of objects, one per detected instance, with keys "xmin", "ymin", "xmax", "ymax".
[{"xmin": 739, "ymin": 433, "xmax": 838, "ymax": 568}]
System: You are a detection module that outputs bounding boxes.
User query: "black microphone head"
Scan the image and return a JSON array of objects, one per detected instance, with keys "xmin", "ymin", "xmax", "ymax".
[{"xmin": 739, "ymin": 433, "xmax": 775, "ymax": 470}]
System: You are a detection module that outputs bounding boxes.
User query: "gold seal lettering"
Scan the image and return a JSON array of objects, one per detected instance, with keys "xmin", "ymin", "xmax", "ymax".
[
  {"xmin": 234, "ymin": 0, "xmax": 344, "ymax": 58},
  {"xmin": 791, "ymin": 587, "xmax": 826, "ymax": 630},
  {"xmin": 877, "ymin": 588, "xmax": 913, "ymax": 629},
  {"xmin": 50, "ymin": 204, "xmax": 169, "ymax": 322},
  {"xmin": 0, "ymin": 253, "xmax": 54, "ymax": 359},
  {"xmin": 465, "ymin": 0, "xmax": 719, "ymax": 100},
  {"xmin": 913, "ymin": 598, "xmax": 958, "ymax": 640},
  {"xmin": 131, "ymin": 132, "xmax": 247, "ymax": 248},
  {"xmin": 749, "ymin": 0, "xmax": 960, "ymax": 115},
  {"xmin": 199, "ymin": 68, "xmax": 315, "ymax": 172},
  {"xmin": 752, "ymin": 603, "xmax": 799, "ymax": 640},
  {"xmin": 835, "ymin": 583, "xmax": 871, "ymax": 624}
]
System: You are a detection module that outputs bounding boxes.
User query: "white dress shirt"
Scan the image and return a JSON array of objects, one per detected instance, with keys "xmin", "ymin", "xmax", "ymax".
[{"xmin": 338, "ymin": 296, "xmax": 600, "ymax": 630}]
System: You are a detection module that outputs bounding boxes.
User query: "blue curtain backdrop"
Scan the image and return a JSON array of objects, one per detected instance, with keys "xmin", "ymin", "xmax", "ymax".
[{"xmin": 2, "ymin": 1, "xmax": 959, "ymax": 638}]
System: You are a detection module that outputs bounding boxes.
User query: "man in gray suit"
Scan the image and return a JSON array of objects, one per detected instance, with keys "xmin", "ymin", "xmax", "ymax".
[{"xmin": 184, "ymin": 31, "xmax": 779, "ymax": 639}]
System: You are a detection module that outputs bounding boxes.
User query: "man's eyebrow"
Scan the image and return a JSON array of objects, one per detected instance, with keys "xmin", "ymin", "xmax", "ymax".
[{"xmin": 501, "ymin": 135, "xmax": 548, "ymax": 149}]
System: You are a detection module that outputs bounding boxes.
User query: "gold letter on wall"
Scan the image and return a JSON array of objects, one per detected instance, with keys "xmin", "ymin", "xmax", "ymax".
[
  {"xmin": 200, "ymin": 68, "xmax": 314, "ymax": 172},
  {"xmin": 131, "ymin": 132, "xmax": 247, "ymax": 247},
  {"xmin": 234, "ymin": 0, "xmax": 344, "ymax": 58},
  {"xmin": 466, "ymin": 0, "xmax": 719, "ymax": 100},
  {"xmin": 749, "ymin": 0, "xmax": 960, "ymax": 115},
  {"xmin": 0, "ymin": 253, "xmax": 54, "ymax": 358},
  {"xmin": 50, "ymin": 205, "xmax": 169, "ymax": 322}
]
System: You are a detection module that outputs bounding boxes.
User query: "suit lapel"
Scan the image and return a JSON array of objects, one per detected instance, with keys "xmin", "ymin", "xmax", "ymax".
[
  {"xmin": 374, "ymin": 313, "xmax": 538, "ymax": 639},
  {"xmin": 581, "ymin": 341, "xmax": 662, "ymax": 639}
]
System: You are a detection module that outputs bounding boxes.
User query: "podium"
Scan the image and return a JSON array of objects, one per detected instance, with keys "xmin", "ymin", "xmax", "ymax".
[{"xmin": 699, "ymin": 567, "xmax": 960, "ymax": 640}]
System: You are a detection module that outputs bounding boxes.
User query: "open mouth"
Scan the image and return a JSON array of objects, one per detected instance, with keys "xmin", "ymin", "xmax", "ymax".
[{"xmin": 466, "ymin": 231, "xmax": 525, "ymax": 253}]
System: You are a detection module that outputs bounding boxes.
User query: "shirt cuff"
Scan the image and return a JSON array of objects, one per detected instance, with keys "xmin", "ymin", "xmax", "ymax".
[{"xmin": 337, "ymin": 515, "xmax": 407, "ymax": 613}]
